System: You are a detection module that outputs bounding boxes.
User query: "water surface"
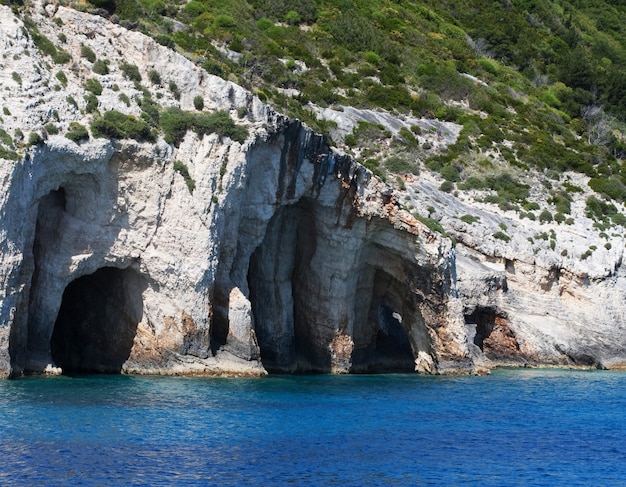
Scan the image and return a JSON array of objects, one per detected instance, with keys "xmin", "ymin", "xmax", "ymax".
[{"xmin": 1, "ymin": 369, "xmax": 625, "ymax": 485}]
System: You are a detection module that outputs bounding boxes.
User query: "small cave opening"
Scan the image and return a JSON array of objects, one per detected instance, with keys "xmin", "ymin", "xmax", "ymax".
[
  {"xmin": 50, "ymin": 266, "xmax": 144, "ymax": 374},
  {"xmin": 465, "ymin": 306, "xmax": 520, "ymax": 361},
  {"xmin": 466, "ymin": 307, "xmax": 498, "ymax": 351}
]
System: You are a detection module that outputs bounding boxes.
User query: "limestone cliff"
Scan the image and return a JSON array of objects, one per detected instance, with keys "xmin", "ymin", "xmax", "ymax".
[
  {"xmin": 2, "ymin": 4, "xmax": 626, "ymax": 379},
  {"xmin": 0, "ymin": 4, "xmax": 470, "ymax": 377}
]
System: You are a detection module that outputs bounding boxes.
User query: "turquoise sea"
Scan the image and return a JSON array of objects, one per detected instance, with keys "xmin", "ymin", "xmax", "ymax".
[{"xmin": 1, "ymin": 369, "xmax": 625, "ymax": 486}]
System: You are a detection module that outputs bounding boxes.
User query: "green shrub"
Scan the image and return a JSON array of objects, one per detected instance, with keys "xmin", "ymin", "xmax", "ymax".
[
  {"xmin": 91, "ymin": 110, "xmax": 154, "ymax": 141},
  {"xmin": 415, "ymin": 214, "xmax": 447, "ymax": 236},
  {"xmin": 93, "ymin": 59, "xmax": 110, "ymax": 75},
  {"xmin": 85, "ymin": 78, "xmax": 103, "ymax": 96},
  {"xmin": 493, "ymin": 231, "xmax": 511, "ymax": 242},
  {"xmin": 44, "ymin": 123, "xmax": 59, "ymax": 135},
  {"xmin": 66, "ymin": 95, "xmax": 78, "ymax": 109},
  {"xmin": 56, "ymin": 71, "xmax": 67, "ymax": 86},
  {"xmin": 27, "ymin": 132, "xmax": 43, "ymax": 147},
  {"xmin": 440, "ymin": 164, "xmax": 461, "ymax": 182},
  {"xmin": 214, "ymin": 14, "xmax": 236, "ymax": 29},
  {"xmin": 384, "ymin": 156, "xmax": 418, "ymax": 174},
  {"xmin": 256, "ymin": 17, "xmax": 273, "ymax": 30},
  {"xmin": 65, "ymin": 122, "xmax": 89, "ymax": 143},
  {"xmin": 169, "ymin": 81, "xmax": 181, "ymax": 100},
  {"xmin": 120, "ymin": 62, "xmax": 141, "ymax": 82},
  {"xmin": 12, "ymin": 72, "xmax": 22, "ymax": 85},
  {"xmin": 80, "ymin": 44, "xmax": 96, "ymax": 63},
  {"xmin": 26, "ymin": 20, "xmax": 70, "ymax": 64},
  {"xmin": 0, "ymin": 128, "xmax": 13, "ymax": 146},
  {"xmin": 581, "ymin": 248, "xmax": 593, "ymax": 260},
  {"xmin": 284, "ymin": 10, "xmax": 301, "ymax": 25},
  {"xmin": 439, "ymin": 180, "xmax": 454, "ymax": 192},
  {"xmin": 539, "ymin": 209, "xmax": 553, "ymax": 223},
  {"xmin": 173, "ymin": 161, "xmax": 196, "ymax": 193},
  {"xmin": 160, "ymin": 108, "xmax": 248, "ymax": 146},
  {"xmin": 149, "ymin": 69, "xmax": 161, "ymax": 85},
  {"xmin": 193, "ymin": 95, "xmax": 204, "ymax": 111},
  {"xmin": 155, "ymin": 34, "xmax": 175, "ymax": 48},
  {"xmin": 398, "ymin": 126, "xmax": 418, "ymax": 148},
  {"xmin": 460, "ymin": 214, "xmax": 480, "ymax": 224},
  {"xmin": 119, "ymin": 93, "xmax": 131, "ymax": 106},
  {"xmin": 3, "ymin": 107, "xmax": 10, "ymax": 116},
  {"xmin": 0, "ymin": 147, "xmax": 19, "ymax": 160},
  {"xmin": 84, "ymin": 93, "xmax": 99, "ymax": 113},
  {"xmin": 589, "ymin": 177, "xmax": 626, "ymax": 202}
]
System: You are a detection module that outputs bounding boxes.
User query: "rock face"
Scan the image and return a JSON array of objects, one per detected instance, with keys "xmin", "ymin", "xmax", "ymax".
[
  {"xmin": 0, "ymin": 5, "xmax": 471, "ymax": 377},
  {"xmin": 2, "ymin": 4, "xmax": 626, "ymax": 379}
]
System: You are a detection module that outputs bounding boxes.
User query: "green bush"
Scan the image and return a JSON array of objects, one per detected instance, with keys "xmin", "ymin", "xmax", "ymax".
[
  {"xmin": 0, "ymin": 147, "xmax": 19, "ymax": 160},
  {"xmin": 0, "ymin": 128, "xmax": 13, "ymax": 147},
  {"xmin": 492, "ymin": 231, "xmax": 511, "ymax": 242},
  {"xmin": 27, "ymin": 132, "xmax": 43, "ymax": 147},
  {"xmin": 214, "ymin": 14, "xmax": 236, "ymax": 29},
  {"xmin": 66, "ymin": 95, "xmax": 78, "ymax": 109},
  {"xmin": 439, "ymin": 180, "xmax": 454, "ymax": 192},
  {"xmin": 460, "ymin": 214, "xmax": 480, "ymax": 224},
  {"xmin": 440, "ymin": 164, "xmax": 461, "ymax": 182},
  {"xmin": 119, "ymin": 93, "xmax": 131, "ymax": 106},
  {"xmin": 149, "ymin": 69, "xmax": 161, "ymax": 85},
  {"xmin": 85, "ymin": 78, "xmax": 103, "ymax": 96},
  {"xmin": 284, "ymin": 10, "xmax": 301, "ymax": 25},
  {"xmin": 589, "ymin": 177, "xmax": 626, "ymax": 202},
  {"xmin": 256, "ymin": 17, "xmax": 273, "ymax": 30},
  {"xmin": 65, "ymin": 122, "xmax": 89, "ymax": 144},
  {"xmin": 193, "ymin": 95, "xmax": 204, "ymax": 111},
  {"xmin": 539, "ymin": 209, "xmax": 553, "ymax": 223},
  {"xmin": 84, "ymin": 93, "xmax": 99, "ymax": 113},
  {"xmin": 160, "ymin": 108, "xmax": 248, "ymax": 146},
  {"xmin": 91, "ymin": 110, "xmax": 154, "ymax": 141},
  {"xmin": 169, "ymin": 81, "xmax": 181, "ymax": 100},
  {"xmin": 384, "ymin": 156, "xmax": 418, "ymax": 174},
  {"xmin": 120, "ymin": 62, "xmax": 142, "ymax": 82},
  {"xmin": 56, "ymin": 71, "xmax": 67, "ymax": 86},
  {"xmin": 44, "ymin": 123, "xmax": 59, "ymax": 135},
  {"xmin": 25, "ymin": 20, "xmax": 70, "ymax": 64},
  {"xmin": 12, "ymin": 72, "xmax": 22, "ymax": 85},
  {"xmin": 80, "ymin": 44, "xmax": 96, "ymax": 63},
  {"xmin": 173, "ymin": 161, "xmax": 196, "ymax": 193},
  {"xmin": 93, "ymin": 59, "xmax": 110, "ymax": 75}
]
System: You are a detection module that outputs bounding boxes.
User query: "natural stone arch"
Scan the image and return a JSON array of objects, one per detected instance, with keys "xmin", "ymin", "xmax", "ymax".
[{"xmin": 50, "ymin": 266, "xmax": 145, "ymax": 374}]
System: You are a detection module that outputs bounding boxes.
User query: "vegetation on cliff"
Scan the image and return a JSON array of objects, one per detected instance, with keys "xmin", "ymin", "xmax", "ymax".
[
  {"xmin": 3, "ymin": 0, "xmax": 626, "ymax": 231},
  {"xmin": 22, "ymin": 0, "xmax": 623, "ymax": 215}
]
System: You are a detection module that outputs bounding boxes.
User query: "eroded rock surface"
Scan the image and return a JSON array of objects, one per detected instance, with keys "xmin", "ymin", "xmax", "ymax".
[{"xmin": 0, "ymin": 5, "xmax": 472, "ymax": 377}]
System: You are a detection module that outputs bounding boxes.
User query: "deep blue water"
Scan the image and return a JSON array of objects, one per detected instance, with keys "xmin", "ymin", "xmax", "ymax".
[{"xmin": 1, "ymin": 369, "xmax": 626, "ymax": 486}]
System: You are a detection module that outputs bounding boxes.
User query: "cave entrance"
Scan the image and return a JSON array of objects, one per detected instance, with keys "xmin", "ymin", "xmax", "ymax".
[
  {"xmin": 465, "ymin": 307, "xmax": 498, "ymax": 351},
  {"xmin": 247, "ymin": 200, "xmax": 316, "ymax": 372},
  {"xmin": 353, "ymin": 267, "xmax": 420, "ymax": 373},
  {"xmin": 51, "ymin": 266, "xmax": 143, "ymax": 374}
]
